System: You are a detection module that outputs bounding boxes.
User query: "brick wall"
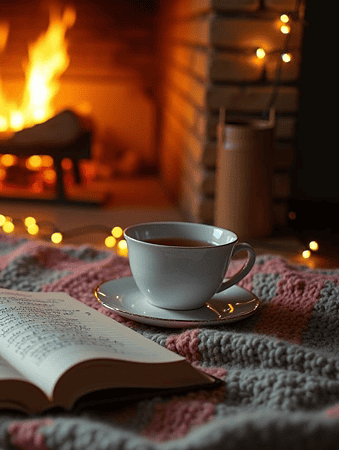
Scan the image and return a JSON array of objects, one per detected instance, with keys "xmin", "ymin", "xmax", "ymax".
[{"xmin": 158, "ymin": 0, "xmax": 305, "ymax": 230}]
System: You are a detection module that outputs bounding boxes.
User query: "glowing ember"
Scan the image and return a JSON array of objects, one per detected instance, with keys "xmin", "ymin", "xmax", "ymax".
[{"xmin": 0, "ymin": 6, "xmax": 76, "ymax": 134}]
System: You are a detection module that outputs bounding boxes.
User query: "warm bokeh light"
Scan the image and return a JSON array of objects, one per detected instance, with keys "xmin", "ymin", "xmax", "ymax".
[
  {"xmin": 41, "ymin": 155, "xmax": 54, "ymax": 167},
  {"xmin": 3, "ymin": 220, "xmax": 14, "ymax": 233},
  {"xmin": 118, "ymin": 240, "xmax": 127, "ymax": 250},
  {"xmin": 105, "ymin": 236, "xmax": 116, "ymax": 248},
  {"xmin": 309, "ymin": 241, "xmax": 319, "ymax": 251},
  {"xmin": 280, "ymin": 24, "xmax": 291, "ymax": 34},
  {"xmin": 1, "ymin": 154, "xmax": 17, "ymax": 167},
  {"xmin": 117, "ymin": 239, "xmax": 128, "ymax": 257},
  {"xmin": 280, "ymin": 14, "xmax": 290, "ymax": 23},
  {"xmin": 112, "ymin": 226, "xmax": 123, "ymax": 238},
  {"xmin": 0, "ymin": 214, "xmax": 6, "ymax": 226},
  {"xmin": 0, "ymin": 213, "xmax": 129, "ymax": 250},
  {"xmin": 256, "ymin": 47, "xmax": 266, "ymax": 59},
  {"xmin": 281, "ymin": 53, "xmax": 292, "ymax": 63},
  {"xmin": 27, "ymin": 224, "xmax": 39, "ymax": 235},
  {"xmin": 302, "ymin": 250, "xmax": 311, "ymax": 259},
  {"xmin": 51, "ymin": 232, "xmax": 63, "ymax": 244},
  {"xmin": 24, "ymin": 216, "xmax": 36, "ymax": 227},
  {"xmin": 43, "ymin": 169, "xmax": 57, "ymax": 183},
  {"xmin": 26, "ymin": 155, "xmax": 42, "ymax": 170}
]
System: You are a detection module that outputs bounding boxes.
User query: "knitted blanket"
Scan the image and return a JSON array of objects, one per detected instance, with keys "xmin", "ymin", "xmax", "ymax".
[{"xmin": 1, "ymin": 235, "xmax": 339, "ymax": 450}]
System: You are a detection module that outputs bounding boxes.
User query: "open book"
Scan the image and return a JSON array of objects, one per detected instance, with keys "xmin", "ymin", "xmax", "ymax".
[{"xmin": 0, "ymin": 288, "xmax": 219, "ymax": 414}]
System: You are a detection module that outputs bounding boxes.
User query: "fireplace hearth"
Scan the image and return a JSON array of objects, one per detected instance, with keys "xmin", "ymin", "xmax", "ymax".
[{"xmin": 0, "ymin": 109, "xmax": 93, "ymax": 203}]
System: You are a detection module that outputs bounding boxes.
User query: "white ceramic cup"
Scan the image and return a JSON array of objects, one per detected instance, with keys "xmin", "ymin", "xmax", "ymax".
[{"xmin": 124, "ymin": 221, "xmax": 256, "ymax": 310}]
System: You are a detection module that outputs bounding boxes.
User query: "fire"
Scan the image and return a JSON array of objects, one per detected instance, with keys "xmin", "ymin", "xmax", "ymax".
[{"xmin": 0, "ymin": 6, "xmax": 76, "ymax": 133}]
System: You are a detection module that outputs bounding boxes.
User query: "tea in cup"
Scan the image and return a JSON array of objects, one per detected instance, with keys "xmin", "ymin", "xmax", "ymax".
[{"xmin": 124, "ymin": 221, "xmax": 256, "ymax": 310}]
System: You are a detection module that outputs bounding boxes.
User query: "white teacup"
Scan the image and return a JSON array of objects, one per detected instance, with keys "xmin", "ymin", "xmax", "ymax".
[{"xmin": 124, "ymin": 221, "xmax": 256, "ymax": 310}]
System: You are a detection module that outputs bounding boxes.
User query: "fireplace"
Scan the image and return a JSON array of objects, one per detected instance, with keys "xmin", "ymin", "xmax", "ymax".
[
  {"xmin": 0, "ymin": 0, "xmax": 305, "ymax": 232},
  {"xmin": 0, "ymin": 0, "xmax": 159, "ymax": 203}
]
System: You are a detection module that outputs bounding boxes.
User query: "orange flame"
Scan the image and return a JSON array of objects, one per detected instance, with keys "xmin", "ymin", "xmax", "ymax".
[{"xmin": 0, "ymin": 6, "xmax": 76, "ymax": 133}]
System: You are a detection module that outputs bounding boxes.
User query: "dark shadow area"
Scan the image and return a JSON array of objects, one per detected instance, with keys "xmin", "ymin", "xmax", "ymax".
[{"xmin": 289, "ymin": 1, "xmax": 338, "ymax": 251}]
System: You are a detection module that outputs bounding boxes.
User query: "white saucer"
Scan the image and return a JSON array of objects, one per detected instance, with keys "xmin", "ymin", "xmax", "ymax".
[{"xmin": 94, "ymin": 277, "xmax": 260, "ymax": 328}]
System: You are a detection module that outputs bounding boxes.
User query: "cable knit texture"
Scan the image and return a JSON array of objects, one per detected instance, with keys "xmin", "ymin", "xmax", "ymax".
[{"xmin": 1, "ymin": 235, "xmax": 339, "ymax": 449}]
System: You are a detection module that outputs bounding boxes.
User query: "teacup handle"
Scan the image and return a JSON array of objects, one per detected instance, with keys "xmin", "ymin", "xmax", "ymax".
[{"xmin": 217, "ymin": 243, "xmax": 256, "ymax": 292}]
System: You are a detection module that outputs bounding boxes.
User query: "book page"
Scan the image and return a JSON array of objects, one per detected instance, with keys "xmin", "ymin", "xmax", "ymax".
[
  {"xmin": 0, "ymin": 353, "xmax": 28, "ymax": 381},
  {"xmin": 0, "ymin": 288, "xmax": 183, "ymax": 398}
]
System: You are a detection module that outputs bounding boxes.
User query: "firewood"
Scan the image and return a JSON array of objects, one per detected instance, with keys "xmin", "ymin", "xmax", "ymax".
[{"xmin": 4, "ymin": 109, "xmax": 87, "ymax": 146}]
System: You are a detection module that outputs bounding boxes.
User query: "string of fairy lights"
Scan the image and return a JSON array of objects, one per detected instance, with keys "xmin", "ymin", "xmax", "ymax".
[
  {"xmin": 257, "ymin": 0, "xmax": 305, "ymax": 118},
  {"xmin": 276, "ymin": 3, "xmax": 321, "ymax": 262},
  {"xmin": 255, "ymin": 13, "xmax": 294, "ymax": 62},
  {"xmin": 0, "ymin": 214, "xmax": 129, "ymax": 256},
  {"xmin": 254, "ymin": 1, "xmax": 319, "ymax": 261}
]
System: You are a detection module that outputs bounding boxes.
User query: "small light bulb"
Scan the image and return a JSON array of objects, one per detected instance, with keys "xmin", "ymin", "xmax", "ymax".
[
  {"xmin": 105, "ymin": 236, "xmax": 116, "ymax": 248},
  {"xmin": 309, "ymin": 241, "xmax": 319, "ymax": 251},
  {"xmin": 280, "ymin": 24, "xmax": 291, "ymax": 34},
  {"xmin": 24, "ymin": 216, "xmax": 36, "ymax": 227},
  {"xmin": 1, "ymin": 154, "xmax": 17, "ymax": 167},
  {"xmin": 256, "ymin": 48, "xmax": 266, "ymax": 59},
  {"xmin": 111, "ymin": 226, "xmax": 123, "ymax": 239},
  {"xmin": 281, "ymin": 53, "xmax": 292, "ymax": 63},
  {"xmin": 280, "ymin": 14, "xmax": 290, "ymax": 23},
  {"xmin": 26, "ymin": 155, "xmax": 42, "ymax": 170},
  {"xmin": 43, "ymin": 169, "xmax": 56, "ymax": 184},
  {"xmin": 118, "ymin": 240, "xmax": 127, "ymax": 250},
  {"xmin": 41, "ymin": 155, "xmax": 54, "ymax": 167},
  {"xmin": 3, "ymin": 221, "xmax": 14, "ymax": 233},
  {"xmin": 302, "ymin": 250, "xmax": 311, "ymax": 259},
  {"xmin": 51, "ymin": 232, "xmax": 63, "ymax": 244},
  {"xmin": 27, "ymin": 224, "xmax": 39, "ymax": 235},
  {"xmin": 117, "ymin": 240, "xmax": 128, "ymax": 257},
  {"xmin": 0, "ymin": 214, "xmax": 6, "ymax": 226}
]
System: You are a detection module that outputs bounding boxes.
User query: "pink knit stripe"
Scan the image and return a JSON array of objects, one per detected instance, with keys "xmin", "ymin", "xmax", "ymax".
[
  {"xmin": 0, "ymin": 239, "xmax": 47, "ymax": 270},
  {"xmin": 142, "ymin": 398, "xmax": 216, "ymax": 441},
  {"xmin": 254, "ymin": 274, "xmax": 325, "ymax": 344},
  {"xmin": 226, "ymin": 256, "xmax": 291, "ymax": 292},
  {"xmin": 8, "ymin": 419, "xmax": 52, "ymax": 450},
  {"xmin": 42, "ymin": 253, "xmax": 130, "ymax": 300},
  {"xmin": 32, "ymin": 245, "xmax": 97, "ymax": 270},
  {"xmin": 324, "ymin": 403, "xmax": 339, "ymax": 418},
  {"xmin": 166, "ymin": 328, "xmax": 201, "ymax": 363}
]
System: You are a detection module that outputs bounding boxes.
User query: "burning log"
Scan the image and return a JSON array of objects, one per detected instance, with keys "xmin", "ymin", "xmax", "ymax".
[
  {"xmin": 7, "ymin": 109, "xmax": 89, "ymax": 146},
  {"xmin": 0, "ymin": 109, "xmax": 93, "ymax": 202}
]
